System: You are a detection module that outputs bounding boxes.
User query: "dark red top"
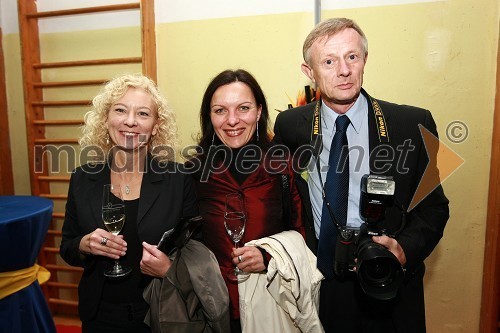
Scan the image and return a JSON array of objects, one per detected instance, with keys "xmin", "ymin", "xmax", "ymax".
[{"xmin": 193, "ymin": 154, "xmax": 305, "ymax": 319}]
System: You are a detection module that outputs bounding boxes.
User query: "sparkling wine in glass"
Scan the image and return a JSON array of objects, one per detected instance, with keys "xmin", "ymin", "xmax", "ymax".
[
  {"xmin": 102, "ymin": 184, "xmax": 131, "ymax": 278},
  {"xmin": 224, "ymin": 193, "xmax": 246, "ymax": 281}
]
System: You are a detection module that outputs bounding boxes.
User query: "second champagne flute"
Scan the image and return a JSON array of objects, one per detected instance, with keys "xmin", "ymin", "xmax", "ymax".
[{"xmin": 224, "ymin": 192, "xmax": 246, "ymax": 281}]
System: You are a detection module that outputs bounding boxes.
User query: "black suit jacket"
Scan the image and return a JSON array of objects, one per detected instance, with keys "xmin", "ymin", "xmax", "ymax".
[
  {"xmin": 274, "ymin": 89, "xmax": 449, "ymax": 331},
  {"xmin": 60, "ymin": 157, "xmax": 198, "ymax": 321}
]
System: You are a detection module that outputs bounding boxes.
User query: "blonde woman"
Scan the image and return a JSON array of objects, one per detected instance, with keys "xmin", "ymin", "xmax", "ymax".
[{"xmin": 60, "ymin": 74, "xmax": 198, "ymax": 332}]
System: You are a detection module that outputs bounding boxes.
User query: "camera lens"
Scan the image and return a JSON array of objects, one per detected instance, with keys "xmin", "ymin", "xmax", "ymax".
[
  {"xmin": 356, "ymin": 242, "xmax": 404, "ymax": 300},
  {"xmin": 360, "ymin": 257, "xmax": 395, "ymax": 287}
]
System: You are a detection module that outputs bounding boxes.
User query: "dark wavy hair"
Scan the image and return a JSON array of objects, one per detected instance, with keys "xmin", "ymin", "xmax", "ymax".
[{"xmin": 197, "ymin": 69, "xmax": 272, "ymax": 156}]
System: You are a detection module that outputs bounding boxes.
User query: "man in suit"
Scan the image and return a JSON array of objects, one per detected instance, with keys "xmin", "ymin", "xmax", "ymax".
[{"xmin": 273, "ymin": 18, "xmax": 449, "ymax": 333}]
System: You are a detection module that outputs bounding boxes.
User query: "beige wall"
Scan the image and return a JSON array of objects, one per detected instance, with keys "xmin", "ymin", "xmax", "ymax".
[{"xmin": 3, "ymin": 0, "xmax": 499, "ymax": 331}]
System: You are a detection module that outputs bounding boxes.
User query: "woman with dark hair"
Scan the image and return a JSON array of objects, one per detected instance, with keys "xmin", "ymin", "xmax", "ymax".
[
  {"xmin": 190, "ymin": 69, "xmax": 305, "ymax": 332},
  {"xmin": 197, "ymin": 69, "xmax": 272, "ymax": 152}
]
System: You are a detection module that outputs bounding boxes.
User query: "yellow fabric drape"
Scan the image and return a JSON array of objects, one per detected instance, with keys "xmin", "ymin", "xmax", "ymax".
[{"xmin": 0, "ymin": 264, "xmax": 51, "ymax": 300}]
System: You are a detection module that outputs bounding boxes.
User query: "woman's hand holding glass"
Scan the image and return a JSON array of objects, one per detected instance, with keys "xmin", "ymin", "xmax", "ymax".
[
  {"xmin": 79, "ymin": 228, "xmax": 127, "ymax": 259},
  {"xmin": 231, "ymin": 246, "xmax": 266, "ymax": 273}
]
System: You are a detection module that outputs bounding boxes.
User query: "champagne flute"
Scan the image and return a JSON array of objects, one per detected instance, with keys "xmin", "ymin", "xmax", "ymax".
[
  {"xmin": 224, "ymin": 193, "xmax": 246, "ymax": 281},
  {"xmin": 102, "ymin": 184, "xmax": 131, "ymax": 278}
]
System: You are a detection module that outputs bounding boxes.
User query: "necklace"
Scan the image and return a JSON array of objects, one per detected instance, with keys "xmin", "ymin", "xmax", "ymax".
[{"xmin": 125, "ymin": 184, "xmax": 130, "ymax": 195}]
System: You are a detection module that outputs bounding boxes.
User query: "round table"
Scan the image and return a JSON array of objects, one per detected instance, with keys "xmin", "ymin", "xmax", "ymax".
[{"xmin": 0, "ymin": 196, "xmax": 56, "ymax": 333}]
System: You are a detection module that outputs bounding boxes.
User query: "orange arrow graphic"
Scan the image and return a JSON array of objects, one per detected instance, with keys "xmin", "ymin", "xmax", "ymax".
[{"xmin": 408, "ymin": 124, "xmax": 465, "ymax": 211}]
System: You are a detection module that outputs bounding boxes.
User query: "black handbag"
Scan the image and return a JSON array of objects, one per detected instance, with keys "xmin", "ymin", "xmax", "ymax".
[{"xmin": 157, "ymin": 216, "xmax": 203, "ymax": 255}]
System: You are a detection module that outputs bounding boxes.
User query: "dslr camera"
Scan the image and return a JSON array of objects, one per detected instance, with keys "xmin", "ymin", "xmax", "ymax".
[{"xmin": 333, "ymin": 174, "xmax": 404, "ymax": 300}]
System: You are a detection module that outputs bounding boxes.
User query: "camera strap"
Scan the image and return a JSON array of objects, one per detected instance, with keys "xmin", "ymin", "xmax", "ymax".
[
  {"xmin": 369, "ymin": 97, "xmax": 390, "ymax": 144},
  {"xmin": 309, "ymin": 95, "xmax": 390, "ymax": 231},
  {"xmin": 309, "ymin": 95, "xmax": 390, "ymax": 155}
]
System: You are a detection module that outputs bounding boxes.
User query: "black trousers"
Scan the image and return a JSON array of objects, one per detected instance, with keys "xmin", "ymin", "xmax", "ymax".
[
  {"xmin": 82, "ymin": 300, "xmax": 150, "ymax": 333},
  {"xmin": 319, "ymin": 269, "xmax": 426, "ymax": 333},
  {"xmin": 319, "ymin": 276, "xmax": 397, "ymax": 333}
]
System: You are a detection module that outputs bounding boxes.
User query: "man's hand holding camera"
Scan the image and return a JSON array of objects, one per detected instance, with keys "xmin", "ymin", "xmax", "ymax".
[
  {"xmin": 372, "ymin": 235, "xmax": 407, "ymax": 266},
  {"xmin": 354, "ymin": 235, "xmax": 407, "ymax": 268}
]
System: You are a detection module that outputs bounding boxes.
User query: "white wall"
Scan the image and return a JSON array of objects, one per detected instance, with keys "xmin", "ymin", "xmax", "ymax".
[
  {"xmin": 0, "ymin": 0, "xmax": 15, "ymax": 32},
  {"xmin": 1, "ymin": 0, "xmax": 444, "ymax": 34}
]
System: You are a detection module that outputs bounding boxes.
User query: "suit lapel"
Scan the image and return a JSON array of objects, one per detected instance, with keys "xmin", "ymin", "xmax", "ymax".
[
  {"xmin": 88, "ymin": 164, "xmax": 111, "ymax": 229},
  {"xmin": 137, "ymin": 158, "xmax": 164, "ymax": 224},
  {"xmin": 297, "ymin": 104, "xmax": 314, "ymax": 146},
  {"xmin": 296, "ymin": 102, "xmax": 316, "ymax": 168}
]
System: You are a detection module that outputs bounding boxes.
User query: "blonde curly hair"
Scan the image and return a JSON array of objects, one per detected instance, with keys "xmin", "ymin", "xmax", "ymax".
[{"xmin": 79, "ymin": 73, "xmax": 177, "ymax": 161}]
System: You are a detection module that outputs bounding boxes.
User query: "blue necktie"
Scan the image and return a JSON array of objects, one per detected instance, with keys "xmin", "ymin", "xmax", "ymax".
[{"xmin": 317, "ymin": 115, "xmax": 350, "ymax": 279}]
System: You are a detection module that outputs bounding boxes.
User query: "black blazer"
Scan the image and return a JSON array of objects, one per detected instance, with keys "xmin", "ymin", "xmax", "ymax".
[
  {"xmin": 274, "ymin": 89, "xmax": 449, "ymax": 272},
  {"xmin": 60, "ymin": 157, "xmax": 198, "ymax": 321}
]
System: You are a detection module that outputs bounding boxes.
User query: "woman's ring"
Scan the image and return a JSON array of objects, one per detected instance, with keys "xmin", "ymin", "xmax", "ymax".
[
  {"xmin": 100, "ymin": 237, "xmax": 108, "ymax": 246},
  {"xmin": 238, "ymin": 255, "xmax": 243, "ymax": 263}
]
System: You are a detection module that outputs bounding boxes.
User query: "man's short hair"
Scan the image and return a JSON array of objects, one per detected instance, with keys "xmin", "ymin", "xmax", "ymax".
[{"xmin": 303, "ymin": 17, "xmax": 368, "ymax": 64}]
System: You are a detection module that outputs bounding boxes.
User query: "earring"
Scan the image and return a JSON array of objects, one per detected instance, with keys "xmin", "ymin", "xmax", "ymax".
[
  {"xmin": 106, "ymin": 134, "xmax": 110, "ymax": 145},
  {"xmin": 211, "ymin": 132, "xmax": 216, "ymax": 146},
  {"xmin": 256, "ymin": 122, "xmax": 260, "ymax": 142}
]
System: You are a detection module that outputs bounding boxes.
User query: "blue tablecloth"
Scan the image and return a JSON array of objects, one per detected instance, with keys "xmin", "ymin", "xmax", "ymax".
[{"xmin": 0, "ymin": 196, "xmax": 56, "ymax": 333}]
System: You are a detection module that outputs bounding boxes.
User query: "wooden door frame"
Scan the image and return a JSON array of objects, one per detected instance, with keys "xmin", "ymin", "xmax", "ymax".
[
  {"xmin": 479, "ymin": 41, "xmax": 500, "ymax": 333},
  {"xmin": 0, "ymin": 27, "xmax": 14, "ymax": 195}
]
